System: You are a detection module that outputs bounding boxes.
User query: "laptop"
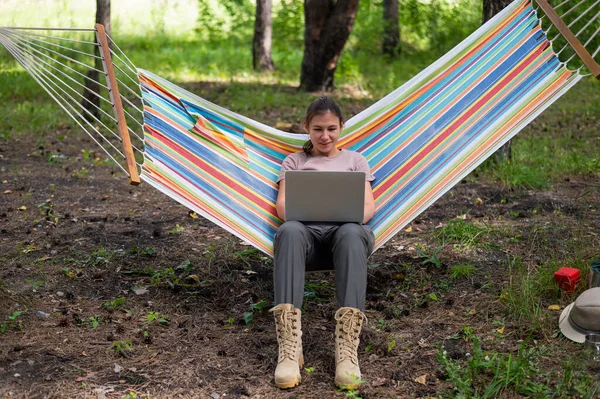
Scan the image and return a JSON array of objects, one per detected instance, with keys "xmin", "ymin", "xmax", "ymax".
[{"xmin": 284, "ymin": 171, "xmax": 365, "ymax": 223}]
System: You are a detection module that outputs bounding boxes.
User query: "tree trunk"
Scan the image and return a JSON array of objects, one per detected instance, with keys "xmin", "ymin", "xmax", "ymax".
[
  {"xmin": 382, "ymin": 0, "xmax": 399, "ymax": 57},
  {"xmin": 300, "ymin": 0, "xmax": 359, "ymax": 92},
  {"xmin": 253, "ymin": 0, "xmax": 275, "ymax": 71},
  {"xmin": 82, "ymin": 0, "xmax": 110, "ymax": 122},
  {"xmin": 483, "ymin": 0, "xmax": 513, "ymax": 162}
]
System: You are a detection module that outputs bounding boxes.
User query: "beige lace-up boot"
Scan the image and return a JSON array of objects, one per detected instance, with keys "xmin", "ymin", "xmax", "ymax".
[
  {"xmin": 334, "ymin": 307, "xmax": 367, "ymax": 389},
  {"xmin": 269, "ymin": 303, "xmax": 304, "ymax": 389}
]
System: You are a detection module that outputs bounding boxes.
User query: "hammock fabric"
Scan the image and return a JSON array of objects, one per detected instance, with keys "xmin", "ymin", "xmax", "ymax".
[{"xmin": 139, "ymin": 0, "xmax": 581, "ymax": 256}]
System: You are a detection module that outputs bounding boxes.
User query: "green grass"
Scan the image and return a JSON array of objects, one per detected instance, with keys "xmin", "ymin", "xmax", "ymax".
[
  {"xmin": 449, "ymin": 264, "xmax": 477, "ymax": 280},
  {"xmin": 437, "ymin": 338, "xmax": 599, "ymax": 398},
  {"xmin": 435, "ymin": 219, "xmax": 492, "ymax": 249}
]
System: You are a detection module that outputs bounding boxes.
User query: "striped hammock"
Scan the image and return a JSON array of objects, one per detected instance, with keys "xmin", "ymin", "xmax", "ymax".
[{"xmin": 139, "ymin": 0, "xmax": 581, "ymax": 256}]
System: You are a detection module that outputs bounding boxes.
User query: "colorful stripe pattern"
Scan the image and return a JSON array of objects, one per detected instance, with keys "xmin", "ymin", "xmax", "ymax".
[{"xmin": 139, "ymin": 0, "xmax": 581, "ymax": 256}]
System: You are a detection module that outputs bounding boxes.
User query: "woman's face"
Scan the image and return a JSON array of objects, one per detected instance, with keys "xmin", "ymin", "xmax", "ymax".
[{"xmin": 307, "ymin": 111, "xmax": 343, "ymax": 157}]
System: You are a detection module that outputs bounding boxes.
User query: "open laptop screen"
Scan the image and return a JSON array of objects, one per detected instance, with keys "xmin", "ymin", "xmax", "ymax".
[{"xmin": 284, "ymin": 171, "xmax": 365, "ymax": 223}]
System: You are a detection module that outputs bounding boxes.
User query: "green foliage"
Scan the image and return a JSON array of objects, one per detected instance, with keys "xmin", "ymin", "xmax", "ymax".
[
  {"xmin": 435, "ymin": 219, "xmax": 490, "ymax": 249},
  {"xmin": 196, "ymin": 0, "xmax": 254, "ymax": 42},
  {"xmin": 144, "ymin": 311, "xmax": 169, "ymax": 325},
  {"xmin": 112, "ymin": 340, "xmax": 134, "ymax": 357},
  {"xmin": 103, "ymin": 297, "xmax": 126, "ymax": 310},
  {"xmin": 450, "ymin": 264, "xmax": 477, "ymax": 280},
  {"xmin": 437, "ymin": 339, "xmax": 599, "ymax": 398},
  {"xmin": 414, "ymin": 244, "xmax": 444, "ymax": 268}
]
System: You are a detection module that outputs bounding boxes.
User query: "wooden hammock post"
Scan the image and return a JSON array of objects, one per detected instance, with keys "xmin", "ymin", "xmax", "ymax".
[
  {"xmin": 535, "ymin": 0, "xmax": 600, "ymax": 79},
  {"xmin": 95, "ymin": 23, "xmax": 141, "ymax": 185}
]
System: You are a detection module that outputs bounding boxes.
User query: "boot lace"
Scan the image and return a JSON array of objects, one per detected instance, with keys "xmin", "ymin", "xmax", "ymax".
[
  {"xmin": 270, "ymin": 306, "xmax": 299, "ymax": 362},
  {"xmin": 335, "ymin": 308, "xmax": 367, "ymax": 365}
]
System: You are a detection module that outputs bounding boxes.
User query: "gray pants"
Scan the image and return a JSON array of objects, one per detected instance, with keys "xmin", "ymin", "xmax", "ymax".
[{"xmin": 273, "ymin": 221, "xmax": 375, "ymax": 311}]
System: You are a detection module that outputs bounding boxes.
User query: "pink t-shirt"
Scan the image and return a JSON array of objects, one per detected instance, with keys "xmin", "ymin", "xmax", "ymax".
[{"xmin": 277, "ymin": 149, "xmax": 374, "ymax": 183}]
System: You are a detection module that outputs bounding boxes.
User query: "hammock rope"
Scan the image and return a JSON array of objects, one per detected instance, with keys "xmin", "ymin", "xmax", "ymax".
[
  {"xmin": 0, "ymin": 25, "xmax": 145, "ymax": 180},
  {"xmin": 1, "ymin": 0, "xmax": 599, "ymax": 256}
]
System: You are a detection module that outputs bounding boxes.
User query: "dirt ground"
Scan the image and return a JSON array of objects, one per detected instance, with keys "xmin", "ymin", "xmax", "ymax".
[{"xmin": 0, "ymin": 121, "xmax": 599, "ymax": 398}]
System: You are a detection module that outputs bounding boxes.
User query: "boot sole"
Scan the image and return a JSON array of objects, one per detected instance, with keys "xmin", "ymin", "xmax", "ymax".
[{"xmin": 275, "ymin": 355, "xmax": 304, "ymax": 389}]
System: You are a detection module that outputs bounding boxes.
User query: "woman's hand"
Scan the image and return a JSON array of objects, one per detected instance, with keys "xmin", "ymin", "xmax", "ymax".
[
  {"xmin": 276, "ymin": 180, "xmax": 286, "ymax": 221},
  {"xmin": 363, "ymin": 181, "xmax": 375, "ymax": 224}
]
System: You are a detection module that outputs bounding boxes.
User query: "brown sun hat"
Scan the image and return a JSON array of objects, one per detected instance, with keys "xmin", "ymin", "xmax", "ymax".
[{"xmin": 559, "ymin": 287, "xmax": 600, "ymax": 343}]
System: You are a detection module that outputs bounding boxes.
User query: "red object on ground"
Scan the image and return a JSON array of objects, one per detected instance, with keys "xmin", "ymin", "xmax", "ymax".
[{"xmin": 554, "ymin": 267, "xmax": 581, "ymax": 292}]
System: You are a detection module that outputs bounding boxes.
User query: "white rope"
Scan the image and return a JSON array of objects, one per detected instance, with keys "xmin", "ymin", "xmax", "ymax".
[
  {"xmin": 553, "ymin": 0, "xmax": 571, "ymax": 11},
  {"xmin": 583, "ymin": 24, "xmax": 600, "ymax": 47},
  {"xmin": 575, "ymin": 9, "xmax": 600, "ymax": 37},
  {"xmin": 592, "ymin": 42, "xmax": 600, "ymax": 58},
  {"xmin": 15, "ymin": 34, "xmax": 106, "ymax": 74},
  {"xmin": 1, "ymin": 27, "xmax": 96, "ymax": 31},
  {"xmin": 115, "ymin": 75, "xmax": 143, "ymax": 101},
  {"xmin": 567, "ymin": 0, "xmax": 600, "ymax": 28},
  {"xmin": 8, "ymin": 41, "xmax": 133, "ymax": 155},
  {"xmin": 7, "ymin": 30, "xmax": 102, "ymax": 60},
  {"xmin": 16, "ymin": 30, "xmax": 99, "ymax": 46},
  {"xmin": 5, "ymin": 36, "xmax": 145, "ymax": 166},
  {"xmin": 114, "ymin": 65, "xmax": 143, "ymax": 97},
  {"xmin": 127, "ymin": 125, "xmax": 144, "ymax": 142},
  {"xmin": 0, "ymin": 36, "xmax": 131, "ymax": 175},
  {"xmin": 123, "ymin": 108, "xmax": 144, "ymax": 129},
  {"xmin": 106, "ymin": 34, "xmax": 138, "ymax": 74},
  {"xmin": 120, "ymin": 94, "xmax": 143, "ymax": 114},
  {"xmin": 1, "ymin": 29, "xmax": 110, "ymax": 90},
  {"xmin": 559, "ymin": 0, "xmax": 588, "ymax": 19}
]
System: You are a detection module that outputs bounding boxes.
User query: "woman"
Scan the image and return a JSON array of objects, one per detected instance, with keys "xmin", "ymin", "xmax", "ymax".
[{"xmin": 270, "ymin": 96, "xmax": 375, "ymax": 389}]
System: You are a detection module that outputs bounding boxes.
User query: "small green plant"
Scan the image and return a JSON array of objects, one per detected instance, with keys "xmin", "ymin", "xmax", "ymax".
[
  {"xmin": 338, "ymin": 372, "xmax": 366, "ymax": 397},
  {"xmin": 429, "ymin": 292, "xmax": 439, "ymax": 302},
  {"xmin": 25, "ymin": 279, "xmax": 42, "ymax": 290},
  {"xmin": 414, "ymin": 244, "xmax": 443, "ymax": 268},
  {"xmin": 112, "ymin": 340, "xmax": 134, "ymax": 357},
  {"xmin": 450, "ymin": 263, "xmax": 477, "ymax": 279},
  {"xmin": 304, "ymin": 366, "xmax": 315, "ymax": 374},
  {"xmin": 376, "ymin": 318, "xmax": 386, "ymax": 330},
  {"xmin": 103, "ymin": 297, "xmax": 126, "ymax": 309},
  {"xmin": 387, "ymin": 339, "xmax": 396, "ymax": 353},
  {"xmin": 144, "ymin": 311, "xmax": 169, "ymax": 325},
  {"xmin": 435, "ymin": 219, "xmax": 490, "ymax": 248},
  {"xmin": 461, "ymin": 325, "xmax": 475, "ymax": 341},
  {"xmin": 204, "ymin": 244, "xmax": 216, "ymax": 274},
  {"xmin": 223, "ymin": 317, "xmax": 235, "ymax": 328},
  {"xmin": 250, "ymin": 299, "xmax": 268, "ymax": 314},
  {"xmin": 171, "ymin": 224, "xmax": 185, "ymax": 233},
  {"xmin": 88, "ymin": 315, "xmax": 102, "ymax": 328},
  {"xmin": 1, "ymin": 310, "xmax": 24, "ymax": 333},
  {"xmin": 243, "ymin": 311, "xmax": 254, "ymax": 326},
  {"xmin": 122, "ymin": 391, "xmax": 138, "ymax": 399},
  {"xmin": 365, "ymin": 343, "xmax": 375, "ymax": 353},
  {"xmin": 129, "ymin": 246, "xmax": 155, "ymax": 256}
]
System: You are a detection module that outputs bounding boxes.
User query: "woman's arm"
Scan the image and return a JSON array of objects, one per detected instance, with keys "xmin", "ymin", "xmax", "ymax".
[
  {"xmin": 363, "ymin": 181, "xmax": 375, "ymax": 224},
  {"xmin": 276, "ymin": 179, "xmax": 286, "ymax": 221}
]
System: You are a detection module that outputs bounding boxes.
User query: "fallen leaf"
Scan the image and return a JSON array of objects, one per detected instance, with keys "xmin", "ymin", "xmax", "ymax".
[
  {"xmin": 188, "ymin": 274, "xmax": 201, "ymax": 282},
  {"xmin": 3, "ymin": 190, "xmax": 11, "ymax": 194},
  {"xmin": 457, "ymin": 214, "xmax": 467, "ymax": 219},
  {"xmin": 468, "ymin": 308, "xmax": 476, "ymax": 315},
  {"xmin": 114, "ymin": 364, "xmax": 123, "ymax": 373},
  {"xmin": 18, "ymin": 206, "xmax": 27, "ymax": 211},
  {"xmin": 548, "ymin": 304, "xmax": 561, "ymax": 311},
  {"xmin": 81, "ymin": 351, "xmax": 87, "ymax": 357},
  {"xmin": 496, "ymin": 326, "xmax": 505, "ymax": 334},
  {"xmin": 189, "ymin": 211, "xmax": 198, "ymax": 219},
  {"xmin": 133, "ymin": 286, "xmax": 149, "ymax": 295},
  {"xmin": 415, "ymin": 374, "xmax": 427, "ymax": 385},
  {"xmin": 474, "ymin": 197, "xmax": 484, "ymax": 206},
  {"xmin": 2, "ymin": 180, "xmax": 7, "ymax": 184},
  {"xmin": 404, "ymin": 226, "xmax": 413, "ymax": 232}
]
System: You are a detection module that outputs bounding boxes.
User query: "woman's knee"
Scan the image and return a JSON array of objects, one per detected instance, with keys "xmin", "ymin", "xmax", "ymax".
[{"xmin": 276, "ymin": 221, "xmax": 307, "ymax": 239}]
